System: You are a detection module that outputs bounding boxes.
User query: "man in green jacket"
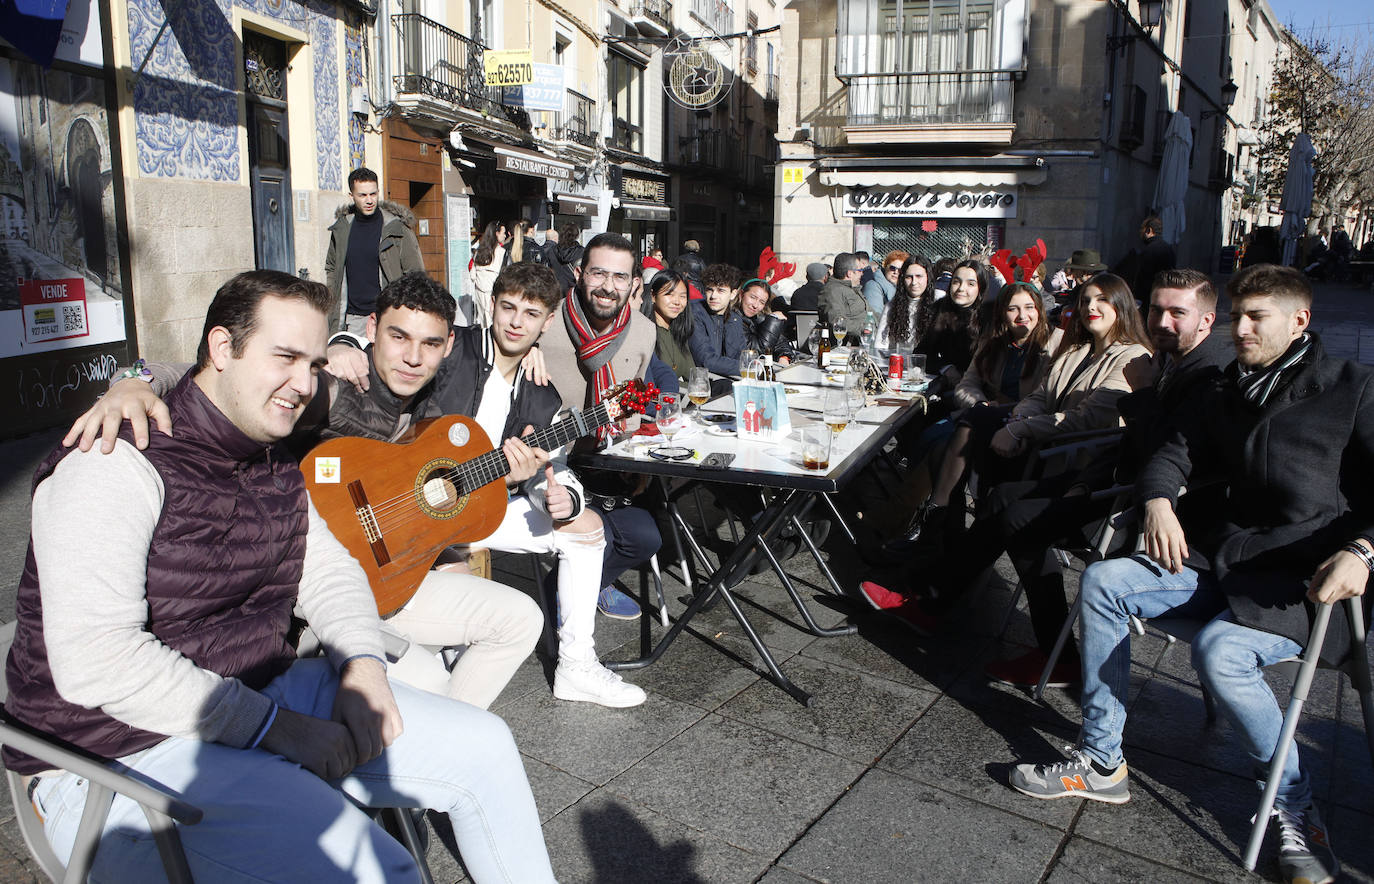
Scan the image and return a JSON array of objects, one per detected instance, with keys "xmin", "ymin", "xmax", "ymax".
[{"xmin": 325, "ymin": 167, "xmax": 424, "ymax": 334}]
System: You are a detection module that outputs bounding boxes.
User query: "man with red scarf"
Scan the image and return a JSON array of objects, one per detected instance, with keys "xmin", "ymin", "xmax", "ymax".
[{"xmin": 538, "ymin": 232, "xmax": 663, "ymax": 633}]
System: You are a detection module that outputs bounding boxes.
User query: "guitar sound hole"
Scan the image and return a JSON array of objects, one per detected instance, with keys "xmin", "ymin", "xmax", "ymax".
[{"xmin": 415, "ymin": 461, "xmax": 468, "ymax": 520}]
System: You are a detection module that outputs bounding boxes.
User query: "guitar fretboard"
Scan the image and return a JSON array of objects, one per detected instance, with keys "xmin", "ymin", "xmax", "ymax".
[{"xmin": 448, "ymin": 402, "xmax": 612, "ymax": 492}]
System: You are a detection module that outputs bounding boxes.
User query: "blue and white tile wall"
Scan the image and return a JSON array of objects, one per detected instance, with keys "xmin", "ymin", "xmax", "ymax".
[
  {"xmin": 126, "ymin": 0, "xmax": 344, "ymax": 190},
  {"xmin": 345, "ymin": 16, "xmax": 365, "ymax": 172}
]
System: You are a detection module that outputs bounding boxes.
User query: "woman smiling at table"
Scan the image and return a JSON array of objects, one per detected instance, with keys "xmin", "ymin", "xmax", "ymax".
[
  {"xmin": 643, "ymin": 270, "xmax": 696, "ymax": 383},
  {"xmin": 738, "ymin": 279, "xmax": 797, "ymax": 364}
]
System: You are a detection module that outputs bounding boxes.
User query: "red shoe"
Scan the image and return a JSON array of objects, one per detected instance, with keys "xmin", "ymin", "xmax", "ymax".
[
  {"xmin": 985, "ymin": 650, "xmax": 1080, "ymax": 688},
  {"xmin": 858, "ymin": 580, "xmax": 910, "ymax": 611}
]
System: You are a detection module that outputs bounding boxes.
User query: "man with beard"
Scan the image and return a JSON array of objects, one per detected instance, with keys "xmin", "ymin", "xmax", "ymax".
[
  {"xmin": 1008, "ymin": 265, "xmax": 1374, "ymax": 884},
  {"xmin": 860, "ymin": 269, "xmax": 1230, "ymax": 687},
  {"xmin": 538, "ymin": 233, "xmax": 663, "ymax": 625}
]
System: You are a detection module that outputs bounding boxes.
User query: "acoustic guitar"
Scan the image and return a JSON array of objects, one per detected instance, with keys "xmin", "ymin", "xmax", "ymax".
[{"xmin": 303, "ymin": 380, "xmax": 655, "ymax": 615}]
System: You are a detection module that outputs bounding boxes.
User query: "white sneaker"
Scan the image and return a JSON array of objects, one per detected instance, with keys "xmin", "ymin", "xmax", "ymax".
[{"xmin": 553, "ymin": 660, "xmax": 647, "ymax": 708}]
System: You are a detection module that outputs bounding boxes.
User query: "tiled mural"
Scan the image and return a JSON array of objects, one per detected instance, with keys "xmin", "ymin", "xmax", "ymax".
[
  {"xmin": 345, "ymin": 16, "xmax": 365, "ymax": 172},
  {"xmin": 126, "ymin": 0, "xmax": 344, "ymax": 190}
]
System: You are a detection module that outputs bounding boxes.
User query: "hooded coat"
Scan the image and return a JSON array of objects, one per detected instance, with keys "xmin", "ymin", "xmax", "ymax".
[{"xmin": 324, "ymin": 200, "xmax": 423, "ymax": 330}]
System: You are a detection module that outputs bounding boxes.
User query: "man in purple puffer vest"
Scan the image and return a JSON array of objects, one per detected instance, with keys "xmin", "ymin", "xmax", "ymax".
[{"xmin": 4, "ymin": 271, "xmax": 556, "ymax": 882}]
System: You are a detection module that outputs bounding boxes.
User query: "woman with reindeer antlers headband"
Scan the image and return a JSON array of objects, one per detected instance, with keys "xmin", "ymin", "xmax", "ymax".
[{"xmin": 862, "ymin": 258, "xmax": 1153, "ymax": 641}]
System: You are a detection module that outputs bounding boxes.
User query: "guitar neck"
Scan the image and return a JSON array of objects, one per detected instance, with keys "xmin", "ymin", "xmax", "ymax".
[{"xmin": 455, "ymin": 402, "xmax": 612, "ymax": 489}]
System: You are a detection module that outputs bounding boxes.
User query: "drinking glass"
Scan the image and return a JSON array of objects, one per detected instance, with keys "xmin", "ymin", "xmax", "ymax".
[
  {"xmin": 823, "ymin": 386, "xmax": 849, "ymax": 436},
  {"xmin": 832, "ymin": 316, "xmax": 848, "ymax": 345},
  {"xmin": 687, "ymin": 367, "xmax": 711, "ymax": 422},
  {"xmin": 658, "ymin": 396, "xmax": 685, "ymax": 442},
  {"xmin": 909, "ymin": 353, "xmax": 928, "ymax": 380},
  {"xmin": 738, "ymin": 348, "xmax": 759, "ymax": 380},
  {"xmin": 801, "ymin": 425, "xmax": 831, "ymax": 471}
]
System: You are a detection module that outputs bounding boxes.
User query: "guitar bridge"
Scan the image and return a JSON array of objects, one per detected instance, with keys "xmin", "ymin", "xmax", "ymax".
[{"xmin": 347, "ymin": 480, "xmax": 392, "ymax": 566}]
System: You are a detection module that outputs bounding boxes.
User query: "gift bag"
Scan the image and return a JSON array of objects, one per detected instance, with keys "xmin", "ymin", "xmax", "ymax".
[{"xmin": 733, "ymin": 379, "xmax": 790, "ymax": 443}]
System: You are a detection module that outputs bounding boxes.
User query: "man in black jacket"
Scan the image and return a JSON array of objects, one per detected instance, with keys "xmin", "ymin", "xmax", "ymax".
[{"xmin": 1009, "ymin": 265, "xmax": 1373, "ymax": 884}]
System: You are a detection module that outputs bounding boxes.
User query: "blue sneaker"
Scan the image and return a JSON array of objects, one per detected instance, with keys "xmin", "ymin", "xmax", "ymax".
[{"xmin": 597, "ymin": 585, "xmax": 641, "ymax": 620}]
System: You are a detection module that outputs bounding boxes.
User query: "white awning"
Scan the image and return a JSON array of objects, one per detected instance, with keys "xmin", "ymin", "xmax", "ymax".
[{"xmin": 819, "ymin": 167, "xmax": 1047, "ymax": 188}]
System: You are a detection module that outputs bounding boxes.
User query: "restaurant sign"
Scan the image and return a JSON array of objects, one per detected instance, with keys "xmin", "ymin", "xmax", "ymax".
[{"xmin": 843, "ymin": 186, "xmax": 1017, "ymax": 219}]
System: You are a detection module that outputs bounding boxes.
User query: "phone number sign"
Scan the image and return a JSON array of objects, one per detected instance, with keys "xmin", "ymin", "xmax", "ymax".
[
  {"xmin": 21, "ymin": 278, "xmax": 90, "ymax": 345},
  {"xmin": 484, "ymin": 50, "xmax": 534, "ymax": 87}
]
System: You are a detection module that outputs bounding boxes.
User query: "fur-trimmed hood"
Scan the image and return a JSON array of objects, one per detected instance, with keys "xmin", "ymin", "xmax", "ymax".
[{"xmin": 332, "ymin": 199, "xmax": 416, "ymax": 228}]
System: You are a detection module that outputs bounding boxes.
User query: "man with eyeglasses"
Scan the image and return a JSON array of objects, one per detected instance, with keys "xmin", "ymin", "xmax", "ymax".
[{"xmin": 538, "ymin": 231, "xmax": 663, "ymax": 679}]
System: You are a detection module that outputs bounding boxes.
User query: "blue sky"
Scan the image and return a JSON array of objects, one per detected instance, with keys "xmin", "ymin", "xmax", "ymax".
[{"xmin": 1266, "ymin": 0, "xmax": 1373, "ymax": 45}]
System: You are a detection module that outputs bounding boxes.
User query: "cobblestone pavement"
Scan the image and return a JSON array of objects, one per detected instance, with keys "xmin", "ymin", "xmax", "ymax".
[{"xmin": 0, "ymin": 279, "xmax": 1371, "ymax": 883}]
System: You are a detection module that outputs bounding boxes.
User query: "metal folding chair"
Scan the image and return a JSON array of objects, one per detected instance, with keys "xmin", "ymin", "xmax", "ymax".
[{"xmin": 0, "ymin": 620, "xmax": 201, "ymax": 883}]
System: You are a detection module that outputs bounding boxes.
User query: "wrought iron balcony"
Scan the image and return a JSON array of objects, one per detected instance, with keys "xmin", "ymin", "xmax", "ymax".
[
  {"xmin": 844, "ymin": 70, "xmax": 1014, "ymax": 127},
  {"xmin": 765, "ymin": 73, "xmax": 779, "ymax": 103},
  {"xmin": 679, "ymin": 128, "xmax": 741, "ymax": 175},
  {"xmin": 689, "ymin": 0, "xmax": 731, "ymax": 34},
  {"xmin": 553, "ymin": 90, "xmax": 597, "ymax": 148},
  {"xmin": 392, "ymin": 13, "xmax": 498, "ymax": 115},
  {"xmin": 630, "ymin": 0, "xmax": 672, "ymax": 35}
]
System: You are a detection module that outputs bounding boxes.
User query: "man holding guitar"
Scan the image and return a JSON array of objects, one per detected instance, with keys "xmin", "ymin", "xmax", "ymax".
[
  {"xmin": 326, "ymin": 263, "xmax": 649, "ymax": 708},
  {"xmin": 15, "ymin": 271, "xmax": 555, "ymax": 881},
  {"xmin": 67, "ymin": 273, "xmax": 549, "ymax": 711}
]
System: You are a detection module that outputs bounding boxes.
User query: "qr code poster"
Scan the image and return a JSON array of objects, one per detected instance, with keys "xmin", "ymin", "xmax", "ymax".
[{"xmin": 21, "ymin": 279, "xmax": 90, "ymax": 345}]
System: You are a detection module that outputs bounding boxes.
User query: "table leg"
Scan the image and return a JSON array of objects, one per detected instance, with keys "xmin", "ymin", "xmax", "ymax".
[{"xmin": 605, "ymin": 489, "xmax": 815, "ymax": 705}]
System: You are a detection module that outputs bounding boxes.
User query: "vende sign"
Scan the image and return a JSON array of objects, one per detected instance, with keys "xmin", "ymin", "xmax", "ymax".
[
  {"xmin": 21, "ymin": 278, "xmax": 90, "ymax": 345},
  {"xmin": 844, "ymin": 186, "xmax": 1017, "ymax": 219}
]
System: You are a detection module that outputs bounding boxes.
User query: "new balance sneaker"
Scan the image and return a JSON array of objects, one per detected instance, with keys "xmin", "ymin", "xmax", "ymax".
[
  {"xmin": 857, "ymin": 581, "xmax": 937, "ymax": 635},
  {"xmin": 986, "ymin": 649, "xmax": 1081, "ymax": 689},
  {"xmin": 597, "ymin": 585, "xmax": 641, "ymax": 620},
  {"xmin": 1009, "ymin": 746, "xmax": 1130, "ymax": 804},
  {"xmin": 553, "ymin": 660, "xmax": 647, "ymax": 708},
  {"xmin": 1271, "ymin": 804, "xmax": 1339, "ymax": 884}
]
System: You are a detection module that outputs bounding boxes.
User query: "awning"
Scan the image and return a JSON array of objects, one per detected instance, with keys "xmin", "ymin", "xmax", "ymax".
[
  {"xmin": 819, "ymin": 167, "xmax": 1047, "ymax": 188},
  {"xmin": 621, "ymin": 202, "xmax": 671, "ymax": 221},
  {"xmin": 494, "ymin": 145, "xmax": 574, "ymax": 182}
]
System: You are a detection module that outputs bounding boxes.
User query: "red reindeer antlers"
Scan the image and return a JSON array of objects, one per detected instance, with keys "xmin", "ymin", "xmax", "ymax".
[
  {"xmin": 990, "ymin": 239, "xmax": 1048, "ymax": 285},
  {"xmin": 757, "ymin": 247, "xmax": 796, "ymax": 285}
]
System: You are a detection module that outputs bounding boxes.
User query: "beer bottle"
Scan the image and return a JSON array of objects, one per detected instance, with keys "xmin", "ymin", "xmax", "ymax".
[{"xmin": 816, "ymin": 319, "xmax": 833, "ymax": 368}]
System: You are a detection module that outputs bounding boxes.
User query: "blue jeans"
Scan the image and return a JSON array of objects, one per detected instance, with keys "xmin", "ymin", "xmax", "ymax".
[
  {"xmin": 1079, "ymin": 555, "xmax": 1311, "ymax": 809},
  {"xmin": 34, "ymin": 658, "xmax": 556, "ymax": 883}
]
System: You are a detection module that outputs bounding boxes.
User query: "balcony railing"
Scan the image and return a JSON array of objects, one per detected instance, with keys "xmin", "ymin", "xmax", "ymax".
[
  {"xmin": 553, "ymin": 90, "xmax": 597, "ymax": 148},
  {"xmin": 630, "ymin": 0, "xmax": 672, "ymax": 33},
  {"xmin": 680, "ymin": 128, "xmax": 741, "ymax": 175},
  {"xmin": 392, "ymin": 13, "xmax": 498, "ymax": 115},
  {"xmin": 765, "ymin": 73, "xmax": 779, "ymax": 103},
  {"xmin": 689, "ymin": 0, "xmax": 732, "ymax": 33},
  {"xmin": 844, "ymin": 70, "xmax": 1014, "ymax": 126}
]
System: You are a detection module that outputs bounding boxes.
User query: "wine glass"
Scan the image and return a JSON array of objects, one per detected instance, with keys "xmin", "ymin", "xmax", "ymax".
[
  {"xmin": 823, "ymin": 385, "xmax": 849, "ymax": 436},
  {"xmin": 687, "ymin": 367, "xmax": 711, "ymax": 423},
  {"xmin": 738, "ymin": 348, "xmax": 759, "ymax": 380},
  {"xmin": 806, "ymin": 323, "xmax": 822, "ymax": 360},
  {"xmin": 658, "ymin": 396, "xmax": 686, "ymax": 443},
  {"xmin": 832, "ymin": 316, "xmax": 848, "ymax": 346}
]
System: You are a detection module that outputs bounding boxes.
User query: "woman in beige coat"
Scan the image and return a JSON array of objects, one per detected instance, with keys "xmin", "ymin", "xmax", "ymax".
[{"xmin": 886, "ymin": 274, "xmax": 1151, "ymax": 553}]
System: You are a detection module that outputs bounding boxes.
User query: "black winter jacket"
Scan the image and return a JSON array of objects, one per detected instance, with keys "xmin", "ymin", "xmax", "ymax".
[{"xmin": 1137, "ymin": 334, "xmax": 1374, "ymax": 660}]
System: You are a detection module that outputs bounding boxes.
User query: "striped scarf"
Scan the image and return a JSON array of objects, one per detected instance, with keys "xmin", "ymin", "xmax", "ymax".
[
  {"xmin": 563, "ymin": 290, "xmax": 631, "ymax": 437},
  {"xmin": 1236, "ymin": 332, "xmax": 1312, "ymax": 408}
]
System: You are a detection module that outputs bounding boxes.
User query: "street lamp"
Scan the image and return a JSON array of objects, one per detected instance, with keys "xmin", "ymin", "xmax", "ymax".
[
  {"xmin": 1201, "ymin": 79, "xmax": 1239, "ymax": 119},
  {"xmin": 1107, "ymin": 0, "xmax": 1164, "ymax": 52}
]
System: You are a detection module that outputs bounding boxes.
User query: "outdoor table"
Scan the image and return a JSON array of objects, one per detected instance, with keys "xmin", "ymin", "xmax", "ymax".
[{"xmin": 571, "ymin": 374, "xmax": 926, "ymax": 705}]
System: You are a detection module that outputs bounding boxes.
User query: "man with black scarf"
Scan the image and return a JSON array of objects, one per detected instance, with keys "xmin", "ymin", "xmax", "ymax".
[{"xmin": 1009, "ymin": 264, "xmax": 1374, "ymax": 884}]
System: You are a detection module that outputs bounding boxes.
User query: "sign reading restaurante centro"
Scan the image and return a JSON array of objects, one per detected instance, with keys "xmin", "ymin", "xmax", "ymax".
[{"xmin": 843, "ymin": 186, "xmax": 1017, "ymax": 219}]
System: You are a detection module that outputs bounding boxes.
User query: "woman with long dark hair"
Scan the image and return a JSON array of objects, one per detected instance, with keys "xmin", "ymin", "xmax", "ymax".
[
  {"xmin": 642, "ymin": 270, "xmax": 696, "ymax": 382},
  {"xmin": 468, "ymin": 220, "xmax": 508, "ymax": 327},
  {"xmin": 878, "ymin": 255, "xmax": 935, "ymax": 350},
  {"xmin": 917, "ymin": 259, "xmax": 986, "ymax": 374},
  {"xmin": 737, "ymin": 279, "xmax": 797, "ymax": 363},
  {"xmin": 863, "ymin": 273, "xmax": 1153, "ymax": 666}
]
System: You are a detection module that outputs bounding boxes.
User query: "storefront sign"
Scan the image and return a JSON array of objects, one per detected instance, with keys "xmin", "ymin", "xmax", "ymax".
[
  {"xmin": 484, "ymin": 50, "xmax": 534, "ymax": 87},
  {"xmin": 497, "ymin": 151, "xmax": 571, "ymax": 182},
  {"xmin": 843, "ymin": 186, "xmax": 1017, "ymax": 219},
  {"xmin": 501, "ymin": 63, "xmax": 564, "ymax": 112},
  {"xmin": 470, "ymin": 171, "xmax": 518, "ymax": 199},
  {"xmin": 618, "ymin": 174, "xmax": 668, "ymax": 204},
  {"xmin": 557, "ymin": 198, "xmax": 593, "ymax": 216}
]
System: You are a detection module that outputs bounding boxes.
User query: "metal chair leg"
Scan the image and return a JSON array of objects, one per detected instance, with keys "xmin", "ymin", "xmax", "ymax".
[
  {"xmin": 997, "ymin": 581, "xmax": 1025, "ymax": 639},
  {"xmin": 1242, "ymin": 603, "xmax": 1334, "ymax": 872},
  {"xmin": 1035, "ymin": 592, "xmax": 1080, "ymax": 700},
  {"xmin": 388, "ymin": 807, "xmax": 436, "ymax": 884}
]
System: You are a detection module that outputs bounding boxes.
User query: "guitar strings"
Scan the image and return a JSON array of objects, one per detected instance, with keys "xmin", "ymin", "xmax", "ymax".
[{"xmin": 355, "ymin": 403, "xmax": 615, "ymax": 533}]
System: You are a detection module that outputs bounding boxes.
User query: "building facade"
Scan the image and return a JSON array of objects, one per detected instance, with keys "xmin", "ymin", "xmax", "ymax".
[{"xmin": 774, "ymin": 0, "xmax": 1287, "ymax": 281}]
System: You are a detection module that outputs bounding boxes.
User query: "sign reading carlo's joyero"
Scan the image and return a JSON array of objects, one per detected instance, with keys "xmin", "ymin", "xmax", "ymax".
[{"xmin": 843, "ymin": 185, "xmax": 1018, "ymax": 219}]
